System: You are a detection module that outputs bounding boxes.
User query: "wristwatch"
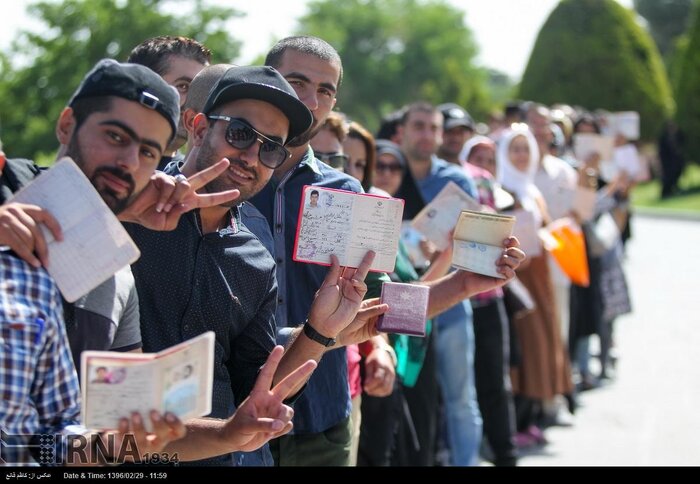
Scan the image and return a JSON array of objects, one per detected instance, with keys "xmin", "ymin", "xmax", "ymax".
[{"xmin": 303, "ymin": 320, "xmax": 336, "ymax": 347}]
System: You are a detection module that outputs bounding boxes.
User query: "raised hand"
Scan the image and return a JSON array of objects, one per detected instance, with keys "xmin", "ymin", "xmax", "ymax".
[
  {"xmin": 307, "ymin": 250, "xmax": 376, "ymax": 340},
  {"xmin": 461, "ymin": 235, "xmax": 526, "ymax": 295},
  {"xmin": 119, "ymin": 158, "xmax": 240, "ymax": 231},
  {"xmin": 221, "ymin": 346, "xmax": 317, "ymax": 452},
  {"xmin": 0, "ymin": 202, "xmax": 63, "ymax": 268},
  {"xmin": 335, "ymin": 298, "xmax": 388, "ymax": 347}
]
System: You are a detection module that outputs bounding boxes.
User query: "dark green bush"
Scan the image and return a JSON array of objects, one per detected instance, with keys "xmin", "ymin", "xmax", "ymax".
[
  {"xmin": 675, "ymin": 3, "xmax": 700, "ymax": 162},
  {"xmin": 519, "ymin": 0, "xmax": 673, "ymax": 141}
]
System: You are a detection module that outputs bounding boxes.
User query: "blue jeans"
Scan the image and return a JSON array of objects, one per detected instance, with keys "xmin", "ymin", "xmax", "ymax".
[{"xmin": 435, "ymin": 315, "xmax": 483, "ymax": 466}]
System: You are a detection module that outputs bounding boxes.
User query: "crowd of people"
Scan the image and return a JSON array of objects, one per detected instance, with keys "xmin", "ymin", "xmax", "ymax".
[{"xmin": 0, "ymin": 33, "xmax": 636, "ymax": 468}]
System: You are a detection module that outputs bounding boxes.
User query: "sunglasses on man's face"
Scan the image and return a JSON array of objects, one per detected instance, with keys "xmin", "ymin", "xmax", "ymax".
[
  {"xmin": 207, "ymin": 115, "xmax": 290, "ymax": 169},
  {"xmin": 375, "ymin": 162, "xmax": 403, "ymax": 174},
  {"xmin": 315, "ymin": 151, "xmax": 349, "ymax": 170}
]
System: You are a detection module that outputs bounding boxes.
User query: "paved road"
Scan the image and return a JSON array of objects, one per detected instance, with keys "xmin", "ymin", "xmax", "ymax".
[{"xmin": 519, "ymin": 214, "xmax": 700, "ymax": 466}]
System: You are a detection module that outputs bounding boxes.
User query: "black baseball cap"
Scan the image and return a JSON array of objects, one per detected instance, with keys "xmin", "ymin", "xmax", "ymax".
[
  {"xmin": 438, "ymin": 103, "xmax": 475, "ymax": 131},
  {"xmin": 202, "ymin": 65, "xmax": 313, "ymax": 143},
  {"xmin": 68, "ymin": 59, "xmax": 180, "ymax": 140}
]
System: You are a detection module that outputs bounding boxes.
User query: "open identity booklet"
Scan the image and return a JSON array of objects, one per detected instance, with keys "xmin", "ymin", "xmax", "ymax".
[
  {"xmin": 293, "ymin": 186, "xmax": 404, "ymax": 273},
  {"xmin": 410, "ymin": 181, "xmax": 481, "ymax": 251},
  {"xmin": 451, "ymin": 209, "xmax": 515, "ymax": 279},
  {"xmin": 81, "ymin": 332, "xmax": 215, "ymax": 431},
  {"xmin": 8, "ymin": 157, "xmax": 140, "ymax": 302}
]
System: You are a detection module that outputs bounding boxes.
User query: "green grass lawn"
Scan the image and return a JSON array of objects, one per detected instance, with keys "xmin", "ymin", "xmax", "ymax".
[{"xmin": 632, "ymin": 164, "xmax": 700, "ymax": 213}]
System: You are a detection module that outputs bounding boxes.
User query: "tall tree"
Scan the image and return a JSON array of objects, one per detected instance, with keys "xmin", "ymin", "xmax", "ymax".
[
  {"xmin": 676, "ymin": 4, "xmax": 700, "ymax": 162},
  {"xmin": 519, "ymin": 0, "xmax": 673, "ymax": 141},
  {"xmin": 0, "ymin": 0, "xmax": 242, "ymax": 161},
  {"xmin": 633, "ymin": 0, "xmax": 694, "ymax": 60},
  {"xmin": 297, "ymin": 0, "xmax": 490, "ymax": 130}
]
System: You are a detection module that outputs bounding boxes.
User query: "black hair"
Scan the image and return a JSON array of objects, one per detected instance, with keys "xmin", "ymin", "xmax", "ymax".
[
  {"xmin": 127, "ymin": 36, "xmax": 211, "ymax": 76},
  {"xmin": 310, "ymin": 190, "xmax": 320, "ymax": 197},
  {"xmin": 265, "ymin": 36, "xmax": 343, "ymax": 87},
  {"xmin": 70, "ymin": 96, "xmax": 114, "ymax": 132}
]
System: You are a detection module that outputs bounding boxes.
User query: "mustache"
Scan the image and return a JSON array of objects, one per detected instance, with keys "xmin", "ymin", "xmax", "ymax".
[
  {"xmin": 227, "ymin": 159, "xmax": 258, "ymax": 181},
  {"xmin": 93, "ymin": 166, "xmax": 135, "ymax": 193}
]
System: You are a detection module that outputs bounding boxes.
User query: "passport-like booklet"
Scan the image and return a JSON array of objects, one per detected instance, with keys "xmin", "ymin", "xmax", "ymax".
[{"xmin": 376, "ymin": 282, "xmax": 429, "ymax": 336}]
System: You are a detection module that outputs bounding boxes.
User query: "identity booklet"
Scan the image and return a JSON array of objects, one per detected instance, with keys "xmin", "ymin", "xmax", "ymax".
[
  {"xmin": 293, "ymin": 186, "xmax": 404, "ymax": 273},
  {"xmin": 452, "ymin": 210, "xmax": 515, "ymax": 279},
  {"xmin": 411, "ymin": 181, "xmax": 481, "ymax": 251},
  {"xmin": 81, "ymin": 332, "xmax": 215, "ymax": 431},
  {"xmin": 376, "ymin": 282, "xmax": 429, "ymax": 336},
  {"xmin": 9, "ymin": 157, "xmax": 140, "ymax": 302}
]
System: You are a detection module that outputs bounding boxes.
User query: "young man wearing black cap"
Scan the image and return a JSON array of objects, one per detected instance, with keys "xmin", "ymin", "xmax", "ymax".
[
  {"xmin": 126, "ymin": 64, "xmax": 386, "ymax": 465},
  {"xmin": 0, "ymin": 58, "xmax": 245, "ymax": 465},
  {"xmin": 437, "ymin": 102, "xmax": 475, "ymax": 165}
]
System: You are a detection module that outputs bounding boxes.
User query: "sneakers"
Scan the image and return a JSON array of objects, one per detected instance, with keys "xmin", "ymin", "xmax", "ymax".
[{"xmin": 514, "ymin": 426, "xmax": 547, "ymax": 448}]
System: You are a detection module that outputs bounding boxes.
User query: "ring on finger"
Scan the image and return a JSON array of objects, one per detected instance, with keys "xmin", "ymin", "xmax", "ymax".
[{"xmin": 174, "ymin": 174, "xmax": 188, "ymax": 183}]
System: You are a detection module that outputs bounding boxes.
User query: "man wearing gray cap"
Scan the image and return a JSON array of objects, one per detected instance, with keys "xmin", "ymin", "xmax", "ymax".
[
  {"xmin": 437, "ymin": 102, "xmax": 475, "ymax": 165},
  {"xmin": 126, "ymin": 65, "xmax": 386, "ymax": 465},
  {"xmin": 0, "ymin": 58, "xmax": 243, "ymax": 465}
]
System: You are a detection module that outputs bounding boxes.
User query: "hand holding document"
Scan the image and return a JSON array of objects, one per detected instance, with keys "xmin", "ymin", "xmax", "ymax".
[
  {"xmin": 81, "ymin": 332, "xmax": 214, "ymax": 431},
  {"xmin": 411, "ymin": 181, "xmax": 481, "ymax": 251},
  {"xmin": 293, "ymin": 186, "xmax": 404, "ymax": 273},
  {"xmin": 451, "ymin": 210, "xmax": 515, "ymax": 279},
  {"xmin": 9, "ymin": 157, "xmax": 140, "ymax": 302},
  {"xmin": 376, "ymin": 282, "xmax": 429, "ymax": 336}
]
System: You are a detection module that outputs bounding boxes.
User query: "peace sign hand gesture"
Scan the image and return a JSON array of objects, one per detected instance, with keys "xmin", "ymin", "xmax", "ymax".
[{"xmin": 119, "ymin": 158, "xmax": 239, "ymax": 231}]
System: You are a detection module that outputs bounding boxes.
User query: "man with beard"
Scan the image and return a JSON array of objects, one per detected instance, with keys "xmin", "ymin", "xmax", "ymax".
[
  {"xmin": 126, "ymin": 65, "xmax": 387, "ymax": 466},
  {"xmin": 0, "ymin": 58, "xmax": 243, "ymax": 465},
  {"xmin": 249, "ymin": 36, "xmax": 396, "ymax": 466}
]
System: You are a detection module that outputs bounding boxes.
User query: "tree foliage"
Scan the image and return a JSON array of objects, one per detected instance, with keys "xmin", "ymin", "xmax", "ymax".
[
  {"xmin": 676, "ymin": 4, "xmax": 700, "ymax": 161},
  {"xmin": 0, "ymin": 0, "xmax": 242, "ymax": 161},
  {"xmin": 297, "ymin": 0, "xmax": 490, "ymax": 131},
  {"xmin": 633, "ymin": 0, "xmax": 694, "ymax": 60},
  {"xmin": 519, "ymin": 0, "xmax": 673, "ymax": 141}
]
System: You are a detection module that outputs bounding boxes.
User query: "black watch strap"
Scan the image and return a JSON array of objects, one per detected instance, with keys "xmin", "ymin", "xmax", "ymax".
[{"xmin": 303, "ymin": 321, "xmax": 336, "ymax": 347}]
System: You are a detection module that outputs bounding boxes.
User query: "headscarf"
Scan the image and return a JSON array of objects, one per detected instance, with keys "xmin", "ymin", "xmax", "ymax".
[
  {"xmin": 496, "ymin": 124, "xmax": 543, "ymax": 225},
  {"xmin": 458, "ymin": 135, "xmax": 496, "ymax": 165}
]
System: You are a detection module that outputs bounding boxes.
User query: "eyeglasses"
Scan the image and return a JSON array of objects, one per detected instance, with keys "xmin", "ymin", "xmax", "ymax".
[
  {"xmin": 207, "ymin": 115, "xmax": 291, "ymax": 169},
  {"xmin": 315, "ymin": 151, "xmax": 349, "ymax": 170},
  {"xmin": 375, "ymin": 162, "xmax": 403, "ymax": 174}
]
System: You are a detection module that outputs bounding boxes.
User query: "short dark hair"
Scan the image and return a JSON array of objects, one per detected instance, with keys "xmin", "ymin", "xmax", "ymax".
[
  {"xmin": 127, "ymin": 36, "xmax": 211, "ymax": 76},
  {"xmin": 71, "ymin": 96, "xmax": 114, "ymax": 132},
  {"xmin": 400, "ymin": 101, "xmax": 439, "ymax": 126},
  {"xmin": 310, "ymin": 190, "xmax": 320, "ymax": 197},
  {"xmin": 265, "ymin": 36, "xmax": 343, "ymax": 87}
]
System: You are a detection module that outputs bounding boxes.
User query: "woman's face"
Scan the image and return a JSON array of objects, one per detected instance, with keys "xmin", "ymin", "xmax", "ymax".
[
  {"xmin": 468, "ymin": 144, "xmax": 496, "ymax": 177},
  {"xmin": 508, "ymin": 135, "xmax": 531, "ymax": 173},
  {"xmin": 342, "ymin": 136, "xmax": 367, "ymax": 183},
  {"xmin": 374, "ymin": 153, "xmax": 404, "ymax": 196}
]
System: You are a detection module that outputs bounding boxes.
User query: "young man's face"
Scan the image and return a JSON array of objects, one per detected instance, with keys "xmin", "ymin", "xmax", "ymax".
[
  {"xmin": 400, "ymin": 110, "xmax": 443, "ymax": 162},
  {"xmin": 310, "ymin": 193, "xmax": 319, "ymax": 206},
  {"xmin": 59, "ymin": 98, "xmax": 171, "ymax": 214},
  {"xmin": 162, "ymin": 55, "xmax": 208, "ymax": 148},
  {"xmin": 274, "ymin": 50, "xmax": 340, "ymax": 147},
  {"xmin": 193, "ymin": 98, "xmax": 290, "ymax": 204}
]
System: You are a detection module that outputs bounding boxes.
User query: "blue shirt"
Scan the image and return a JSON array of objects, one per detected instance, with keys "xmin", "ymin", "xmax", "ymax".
[
  {"xmin": 250, "ymin": 148, "xmax": 387, "ymax": 434},
  {"xmin": 416, "ymin": 156, "xmax": 478, "ymax": 329}
]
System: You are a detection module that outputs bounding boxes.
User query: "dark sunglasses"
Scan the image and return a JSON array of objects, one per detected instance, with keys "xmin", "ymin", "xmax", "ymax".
[
  {"xmin": 207, "ymin": 115, "xmax": 290, "ymax": 169},
  {"xmin": 375, "ymin": 162, "xmax": 403, "ymax": 174},
  {"xmin": 315, "ymin": 151, "xmax": 349, "ymax": 170}
]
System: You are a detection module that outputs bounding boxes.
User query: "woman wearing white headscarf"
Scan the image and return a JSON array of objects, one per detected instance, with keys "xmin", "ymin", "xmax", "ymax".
[{"xmin": 496, "ymin": 126, "xmax": 574, "ymax": 448}]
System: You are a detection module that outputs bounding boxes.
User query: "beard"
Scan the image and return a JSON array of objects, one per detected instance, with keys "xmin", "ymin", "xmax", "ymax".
[
  {"xmin": 66, "ymin": 136, "xmax": 135, "ymax": 215},
  {"xmin": 195, "ymin": 137, "xmax": 264, "ymax": 205},
  {"xmin": 286, "ymin": 116, "xmax": 323, "ymax": 148}
]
